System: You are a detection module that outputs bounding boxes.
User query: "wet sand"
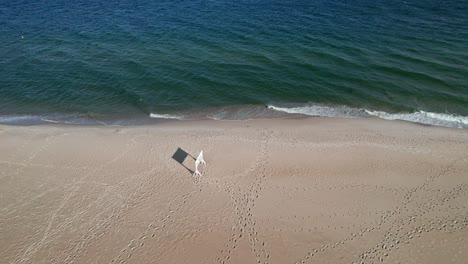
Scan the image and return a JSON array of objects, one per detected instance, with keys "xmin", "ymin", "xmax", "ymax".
[{"xmin": 0, "ymin": 117, "xmax": 467, "ymax": 264}]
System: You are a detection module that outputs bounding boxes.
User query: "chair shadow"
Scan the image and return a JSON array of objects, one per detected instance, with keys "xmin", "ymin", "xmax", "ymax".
[{"xmin": 172, "ymin": 147, "xmax": 195, "ymax": 175}]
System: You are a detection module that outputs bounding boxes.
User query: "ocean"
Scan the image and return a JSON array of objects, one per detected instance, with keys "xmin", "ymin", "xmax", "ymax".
[{"xmin": 1, "ymin": 0, "xmax": 467, "ymax": 127}]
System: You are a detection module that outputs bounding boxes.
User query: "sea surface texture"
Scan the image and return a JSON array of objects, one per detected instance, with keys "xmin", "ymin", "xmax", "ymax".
[{"xmin": 1, "ymin": 0, "xmax": 467, "ymax": 127}]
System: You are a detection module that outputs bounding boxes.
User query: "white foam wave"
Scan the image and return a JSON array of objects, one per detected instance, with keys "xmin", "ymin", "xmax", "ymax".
[
  {"xmin": 0, "ymin": 115, "xmax": 56, "ymax": 125},
  {"xmin": 268, "ymin": 105, "xmax": 468, "ymax": 129},
  {"xmin": 40, "ymin": 118, "xmax": 62, "ymax": 124},
  {"xmin": 267, "ymin": 105, "xmax": 366, "ymax": 118},
  {"xmin": 365, "ymin": 110, "xmax": 468, "ymax": 129},
  {"xmin": 0, "ymin": 115, "xmax": 38, "ymax": 122},
  {"xmin": 149, "ymin": 113, "xmax": 184, "ymax": 120}
]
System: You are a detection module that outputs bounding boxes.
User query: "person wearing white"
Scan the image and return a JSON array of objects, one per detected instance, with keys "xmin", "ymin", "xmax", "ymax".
[{"xmin": 193, "ymin": 151, "xmax": 206, "ymax": 176}]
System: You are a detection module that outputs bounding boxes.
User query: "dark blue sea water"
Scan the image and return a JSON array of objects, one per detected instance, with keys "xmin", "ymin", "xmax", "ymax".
[{"xmin": 1, "ymin": 0, "xmax": 468, "ymax": 127}]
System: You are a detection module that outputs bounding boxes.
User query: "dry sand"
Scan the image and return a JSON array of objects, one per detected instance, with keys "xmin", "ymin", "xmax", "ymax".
[{"xmin": 0, "ymin": 117, "xmax": 467, "ymax": 264}]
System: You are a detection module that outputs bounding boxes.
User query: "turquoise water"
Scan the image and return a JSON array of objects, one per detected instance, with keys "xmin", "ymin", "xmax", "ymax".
[{"xmin": 1, "ymin": 0, "xmax": 468, "ymax": 127}]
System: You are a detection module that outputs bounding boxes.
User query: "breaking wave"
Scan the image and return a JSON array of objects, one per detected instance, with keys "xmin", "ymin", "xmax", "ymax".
[
  {"xmin": 364, "ymin": 110, "xmax": 468, "ymax": 129},
  {"xmin": 149, "ymin": 113, "xmax": 185, "ymax": 120},
  {"xmin": 267, "ymin": 105, "xmax": 367, "ymax": 118},
  {"xmin": 268, "ymin": 105, "xmax": 468, "ymax": 129}
]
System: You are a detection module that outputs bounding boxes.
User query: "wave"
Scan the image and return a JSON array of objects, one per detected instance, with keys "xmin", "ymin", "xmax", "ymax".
[
  {"xmin": 0, "ymin": 114, "xmax": 132, "ymax": 126},
  {"xmin": 268, "ymin": 104, "xmax": 468, "ymax": 129},
  {"xmin": 0, "ymin": 114, "xmax": 79, "ymax": 125},
  {"xmin": 149, "ymin": 113, "xmax": 184, "ymax": 120},
  {"xmin": 364, "ymin": 110, "xmax": 468, "ymax": 129},
  {"xmin": 0, "ymin": 115, "xmax": 44, "ymax": 125},
  {"xmin": 267, "ymin": 105, "xmax": 367, "ymax": 118}
]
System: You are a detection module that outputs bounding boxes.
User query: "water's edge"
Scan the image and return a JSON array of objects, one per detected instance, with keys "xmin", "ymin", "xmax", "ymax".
[{"xmin": 2, "ymin": 103, "xmax": 467, "ymax": 129}]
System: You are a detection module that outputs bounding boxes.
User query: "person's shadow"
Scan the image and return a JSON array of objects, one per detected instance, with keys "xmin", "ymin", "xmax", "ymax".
[{"xmin": 172, "ymin": 147, "xmax": 195, "ymax": 175}]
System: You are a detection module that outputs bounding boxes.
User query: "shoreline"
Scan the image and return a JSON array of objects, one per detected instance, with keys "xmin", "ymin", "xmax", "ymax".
[
  {"xmin": 1, "ymin": 115, "xmax": 465, "ymax": 134},
  {"xmin": 1, "ymin": 103, "xmax": 468, "ymax": 129},
  {"xmin": 1, "ymin": 114, "xmax": 468, "ymax": 131},
  {"xmin": 1, "ymin": 118, "xmax": 467, "ymax": 263}
]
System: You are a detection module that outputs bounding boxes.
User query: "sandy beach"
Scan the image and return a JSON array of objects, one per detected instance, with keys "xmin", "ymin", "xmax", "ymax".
[{"xmin": 0, "ymin": 117, "xmax": 467, "ymax": 264}]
